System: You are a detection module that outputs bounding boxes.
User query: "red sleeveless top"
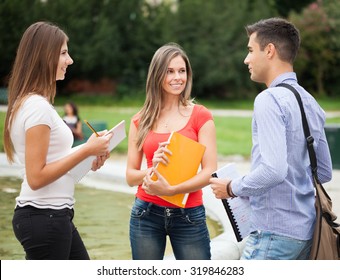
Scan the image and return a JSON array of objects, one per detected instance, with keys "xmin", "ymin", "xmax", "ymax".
[{"xmin": 133, "ymin": 104, "xmax": 213, "ymax": 208}]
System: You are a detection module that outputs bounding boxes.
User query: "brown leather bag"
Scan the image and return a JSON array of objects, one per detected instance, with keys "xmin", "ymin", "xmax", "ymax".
[
  {"xmin": 309, "ymin": 177, "xmax": 340, "ymax": 259},
  {"xmin": 277, "ymin": 83, "xmax": 340, "ymax": 260}
]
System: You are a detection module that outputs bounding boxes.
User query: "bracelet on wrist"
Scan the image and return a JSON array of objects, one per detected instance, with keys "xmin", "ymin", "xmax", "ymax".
[{"xmin": 226, "ymin": 181, "xmax": 236, "ymax": 198}]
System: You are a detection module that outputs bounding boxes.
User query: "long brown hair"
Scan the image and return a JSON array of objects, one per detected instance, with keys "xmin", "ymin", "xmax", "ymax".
[
  {"xmin": 136, "ymin": 42, "xmax": 194, "ymax": 150},
  {"xmin": 4, "ymin": 21, "xmax": 68, "ymax": 163}
]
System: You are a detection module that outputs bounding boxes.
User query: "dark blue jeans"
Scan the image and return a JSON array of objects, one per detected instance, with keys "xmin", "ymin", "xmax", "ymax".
[
  {"xmin": 129, "ymin": 198, "xmax": 211, "ymax": 260},
  {"xmin": 12, "ymin": 206, "xmax": 89, "ymax": 260}
]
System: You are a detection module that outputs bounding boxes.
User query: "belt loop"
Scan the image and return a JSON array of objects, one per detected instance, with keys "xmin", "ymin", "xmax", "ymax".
[
  {"xmin": 180, "ymin": 208, "xmax": 186, "ymax": 215},
  {"xmin": 146, "ymin": 202, "xmax": 153, "ymax": 213}
]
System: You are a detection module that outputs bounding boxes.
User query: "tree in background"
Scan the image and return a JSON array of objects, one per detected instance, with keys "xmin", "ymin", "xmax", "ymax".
[
  {"xmin": 39, "ymin": 0, "xmax": 146, "ymax": 93},
  {"xmin": 0, "ymin": 0, "xmax": 339, "ymax": 99},
  {"xmin": 322, "ymin": 0, "xmax": 340, "ymax": 96},
  {"xmin": 274, "ymin": 0, "xmax": 314, "ymax": 17},
  {"xmin": 290, "ymin": 0, "xmax": 338, "ymax": 96},
  {"xmin": 0, "ymin": 0, "xmax": 43, "ymax": 85},
  {"xmin": 173, "ymin": 0, "xmax": 276, "ymax": 99}
]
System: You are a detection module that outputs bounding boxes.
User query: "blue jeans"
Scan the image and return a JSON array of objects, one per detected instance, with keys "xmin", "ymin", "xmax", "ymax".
[
  {"xmin": 129, "ymin": 198, "xmax": 211, "ymax": 260},
  {"xmin": 241, "ymin": 231, "xmax": 312, "ymax": 260},
  {"xmin": 12, "ymin": 206, "xmax": 89, "ymax": 260}
]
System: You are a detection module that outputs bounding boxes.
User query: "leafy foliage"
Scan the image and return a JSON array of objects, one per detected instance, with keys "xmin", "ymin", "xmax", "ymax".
[
  {"xmin": 0, "ymin": 0, "xmax": 339, "ymax": 98},
  {"xmin": 290, "ymin": 1, "xmax": 335, "ymax": 96}
]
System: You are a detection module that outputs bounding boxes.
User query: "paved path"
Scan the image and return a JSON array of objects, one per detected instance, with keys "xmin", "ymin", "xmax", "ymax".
[{"xmin": 210, "ymin": 109, "xmax": 340, "ymax": 118}]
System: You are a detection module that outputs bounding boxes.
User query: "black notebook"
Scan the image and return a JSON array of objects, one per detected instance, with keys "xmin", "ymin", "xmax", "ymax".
[{"xmin": 212, "ymin": 163, "xmax": 251, "ymax": 242}]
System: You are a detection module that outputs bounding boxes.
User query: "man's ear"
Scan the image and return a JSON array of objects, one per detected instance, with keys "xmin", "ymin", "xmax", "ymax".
[{"xmin": 265, "ymin": 43, "xmax": 276, "ymax": 59}]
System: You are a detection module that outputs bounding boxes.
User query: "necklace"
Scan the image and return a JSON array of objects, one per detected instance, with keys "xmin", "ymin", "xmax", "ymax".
[
  {"xmin": 164, "ymin": 113, "xmax": 174, "ymax": 128},
  {"xmin": 164, "ymin": 117, "xmax": 171, "ymax": 129},
  {"xmin": 163, "ymin": 108, "xmax": 179, "ymax": 129},
  {"xmin": 161, "ymin": 105, "xmax": 190, "ymax": 129}
]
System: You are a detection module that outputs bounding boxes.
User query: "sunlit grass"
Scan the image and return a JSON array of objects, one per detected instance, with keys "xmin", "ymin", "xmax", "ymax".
[{"xmin": 1, "ymin": 107, "xmax": 340, "ymax": 157}]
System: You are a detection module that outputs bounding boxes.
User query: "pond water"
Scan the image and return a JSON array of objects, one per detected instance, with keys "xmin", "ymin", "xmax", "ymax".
[{"xmin": 0, "ymin": 176, "xmax": 222, "ymax": 260}]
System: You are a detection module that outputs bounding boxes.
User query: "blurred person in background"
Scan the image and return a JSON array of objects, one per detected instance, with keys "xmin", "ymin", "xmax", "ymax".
[{"xmin": 63, "ymin": 101, "xmax": 84, "ymax": 141}]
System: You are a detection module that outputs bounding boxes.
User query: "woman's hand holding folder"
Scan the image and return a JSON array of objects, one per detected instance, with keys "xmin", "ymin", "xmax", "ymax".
[
  {"xmin": 142, "ymin": 167, "xmax": 175, "ymax": 197},
  {"xmin": 151, "ymin": 141, "xmax": 172, "ymax": 167},
  {"xmin": 142, "ymin": 141, "xmax": 175, "ymax": 196},
  {"xmin": 142, "ymin": 132, "xmax": 206, "ymax": 207}
]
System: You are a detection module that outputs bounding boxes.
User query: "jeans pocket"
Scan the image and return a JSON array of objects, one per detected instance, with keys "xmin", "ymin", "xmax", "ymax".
[
  {"xmin": 130, "ymin": 203, "xmax": 147, "ymax": 219},
  {"xmin": 183, "ymin": 206, "xmax": 206, "ymax": 226},
  {"xmin": 12, "ymin": 210, "xmax": 51, "ymax": 246},
  {"xmin": 12, "ymin": 212, "xmax": 32, "ymax": 245}
]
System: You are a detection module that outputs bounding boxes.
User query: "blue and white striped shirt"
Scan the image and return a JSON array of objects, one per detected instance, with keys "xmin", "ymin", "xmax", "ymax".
[{"xmin": 232, "ymin": 72, "xmax": 332, "ymax": 240}]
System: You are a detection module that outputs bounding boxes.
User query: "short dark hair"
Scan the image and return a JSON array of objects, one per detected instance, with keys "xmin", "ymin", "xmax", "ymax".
[{"xmin": 245, "ymin": 17, "xmax": 300, "ymax": 64}]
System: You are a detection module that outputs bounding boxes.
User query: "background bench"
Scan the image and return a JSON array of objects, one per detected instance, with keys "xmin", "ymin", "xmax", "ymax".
[{"xmin": 0, "ymin": 88, "xmax": 8, "ymax": 104}]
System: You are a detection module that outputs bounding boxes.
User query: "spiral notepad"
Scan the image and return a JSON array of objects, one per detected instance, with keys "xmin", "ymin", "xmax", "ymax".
[{"xmin": 212, "ymin": 163, "xmax": 251, "ymax": 242}]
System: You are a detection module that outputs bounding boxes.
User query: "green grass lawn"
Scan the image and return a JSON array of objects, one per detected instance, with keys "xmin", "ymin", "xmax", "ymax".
[
  {"xmin": 53, "ymin": 93, "xmax": 340, "ymax": 111},
  {"xmin": 61, "ymin": 94, "xmax": 340, "ymax": 160},
  {"xmin": 60, "ymin": 106, "xmax": 255, "ymax": 157},
  {"xmin": 1, "ymin": 104, "xmax": 255, "ymax": 156},
  {"xmin": 1, "ymin": 105, "xmax": 340, "ymax": 157}
]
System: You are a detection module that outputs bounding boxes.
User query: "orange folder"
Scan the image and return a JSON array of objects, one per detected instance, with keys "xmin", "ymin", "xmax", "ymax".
[{"xmin": 151, "ymin": 132, "xmax": 206, "ymax": 207}]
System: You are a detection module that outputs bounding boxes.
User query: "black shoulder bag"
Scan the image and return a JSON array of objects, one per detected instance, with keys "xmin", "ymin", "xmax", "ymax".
[{"xmin": 277, "ymin": 83, "xmax": 340, "ymax": 260}]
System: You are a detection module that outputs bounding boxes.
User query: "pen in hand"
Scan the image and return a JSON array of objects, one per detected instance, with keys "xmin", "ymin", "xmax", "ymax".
[{"xmin": 84, "ymin": 120, "xmax": 100, "ymax": 137}]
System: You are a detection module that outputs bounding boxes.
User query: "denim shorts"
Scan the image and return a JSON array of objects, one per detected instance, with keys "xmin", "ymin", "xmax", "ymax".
[
  {"xmin": 241, "ymin": 230, "xmax": 312, "ymax": 260},
  {"xmin": 12, "ymin": 206, "xmax": 89, "ymax": 260},
  {"xmin": 129, "ymin": 198, "xmax": 211, "ymax": 260}
]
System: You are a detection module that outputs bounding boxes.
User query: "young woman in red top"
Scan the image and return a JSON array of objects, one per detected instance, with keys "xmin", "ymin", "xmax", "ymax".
[{"xmin": 126, "ymin": 43, "xmax": 217, "ymax": 260}]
